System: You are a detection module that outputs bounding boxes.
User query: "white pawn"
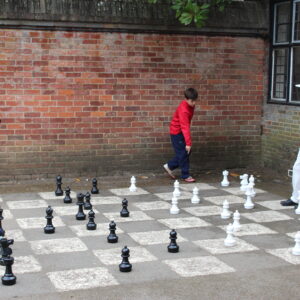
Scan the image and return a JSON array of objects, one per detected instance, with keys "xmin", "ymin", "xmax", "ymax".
[
  {"xmin": 173, "ymin": 180, "xmax": 181, "ymax": 197},
  {"xmin": 221, "ymin": 200, "xmax": 231, "ymax": 219},
  {"xmin": 244, "ymin": 183, "xmax": 254, "ymax": 209},
  {"xmin": 292, "ymin": 231, "xmax": 300, "ymax": 255},
  {"xmin": 240, "ymin": 174, "xmax": 249, "ymax": 192},
  {"xmin": 221, "ymin": 170, "xmax": 230, "ymax": 187},
  {"xmin": 170, "ymin": 195, "xmax": 180, "ymax": 214},
  {"xmin": 249, "ymin": 175, "xmax": 256, "ymax": 197},
  {"xmin": 224, "ymin": 223, "xmax": 236, "ymax": 247},
  {"xmin": 295, "ymin": 192, "xmax": 300, "ymax": 214},
  {"xmin": 191, "ymin": 187, "xmax": 200, "ymax": 204},
  {"xmin": 233, "ymin": 210, "xmax": 241, "ymax": 232},
  {"xmin": 129, "ymin": 176, "xmax": 137, "ymax": 192}
]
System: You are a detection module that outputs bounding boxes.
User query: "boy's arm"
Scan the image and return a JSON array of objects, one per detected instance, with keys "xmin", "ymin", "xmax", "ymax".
[{"xmin": 178, "ymin": 109, "xmax": 192, "ymax": 147}]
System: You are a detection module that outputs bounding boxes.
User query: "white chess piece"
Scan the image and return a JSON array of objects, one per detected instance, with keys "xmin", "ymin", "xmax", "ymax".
[
  {"xmin": 173, "ymin": 180, "xmax": 181, "ymax": 197},
  {"xmin": 129, "ymin": 176, "xmax": 137, "ymax": 192},
  {"xmin": 295, "ymin": 191, "xmax": 300, "ymax": 214},
  {"xmin": 170, "ymin": 194, "xmax": 180, "ymax": 214},
  {"xmin": 224, "ymin": 223, "xmax": 236, "ymax": 247},
  {"xmin": 221, "ymin": 170, "xmax": 230, "ymax": 187},
  {"xmin": 221, "ymin": 200, "xmax": 231, "ymax": 219},
  {"xmin": 292, "ymin": 231, "xmax": 300, "ymax": 255},
  {"xmin": 244, "ymin": 183, "xmax": 254, "ymax": 209},
  {"xmin": 249, "ymin": 175, "xmax": 256, "ymax": 197},
  {"xmin": 240, "ymin": 174, "xmax": 249, "ymax": 192},
  {"xmin": 233, "ymin": 210, "xmax": 241, "ymax": 232},
  {"xmin": 191, "ymin": 187, "xmax": 200, "ymax": 204}
]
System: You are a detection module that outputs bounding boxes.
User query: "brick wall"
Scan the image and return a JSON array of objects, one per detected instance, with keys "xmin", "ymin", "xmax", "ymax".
[{"xmin": 0, "ymin": 30, "xmax": 266, "ymax": 180}]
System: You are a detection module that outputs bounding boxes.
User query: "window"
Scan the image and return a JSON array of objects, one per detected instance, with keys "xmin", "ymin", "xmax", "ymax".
[{"xmin": 270, "ymin": 0, "xmax": 300, "ymax": 104}]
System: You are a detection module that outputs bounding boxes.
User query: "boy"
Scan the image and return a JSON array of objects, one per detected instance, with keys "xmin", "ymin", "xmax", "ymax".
[{"xmin": 163, "ymin": 88, "xmax": 198, "ymax": 183}]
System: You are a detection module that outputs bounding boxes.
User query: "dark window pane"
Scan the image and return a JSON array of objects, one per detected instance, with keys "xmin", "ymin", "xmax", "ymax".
[
  {"xmin": 291, "ymin": 47, "xmax": 300, "ymax": 102},
  {"xmin": 275, "ymin": 2, "xmax": 290, "ymax": 43},
  {"xmin": 294, "ymin": 3, "xmax": 300, "ymax": 40}
]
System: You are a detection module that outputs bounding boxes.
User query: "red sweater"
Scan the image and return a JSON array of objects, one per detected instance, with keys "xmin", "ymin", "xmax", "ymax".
[{"xmin": 170, "ymin": 100, "xmax": 195, "ymax": 146}]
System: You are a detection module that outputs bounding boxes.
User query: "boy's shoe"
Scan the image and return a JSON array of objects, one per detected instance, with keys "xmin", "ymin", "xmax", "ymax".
[
  {"xmin": 184, "ymin": 176, "xmax": 196, "ymax": 183},
  {"xmin": 280, "ymin": 199, "xmax": 297, "ymax": 206},
  {"xmin": 163, "ymin": 164, "xmax": 175, "ymax": 179}
]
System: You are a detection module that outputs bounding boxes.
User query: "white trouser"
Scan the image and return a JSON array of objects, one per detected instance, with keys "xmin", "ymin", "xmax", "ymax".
[{"xmin": 291, "ymin": 148, "xmax": 300, "ymax": 203}]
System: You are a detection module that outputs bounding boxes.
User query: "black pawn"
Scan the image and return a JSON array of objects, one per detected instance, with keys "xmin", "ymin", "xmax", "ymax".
[
  {"xmin": 0, "ymin": 238, "xmax": 13, "ymax": 260},
  {"xmin": 0, "ymin": 207, "xmax": 5, "ymax": 237},
  {"xmin": 167, "ymin": 229, "xmax": 179, "ymax": 253},
  {"xmin": 107, "ymin": 220, "xmax": 118, "ymax": 243},
  {"xmin": 63, "ymin": 186, "xmax": 72, "ymax": 204},
  {"xmin": 91, "ymin": 178, "xmax": 99, "ymax": 194},
  {"xmin": 86, "ymin": 209, "xmax": 97, "ymax": 230},
  {"xmin": 55, "ymin": 175, "xmax": 63, "ymax": 196},
  {"xmin": 76, "ymin": 193, "xmax": 86, "ymax": 220},
  {"xmin": 44, "ymin": 206, "xmax": 55, "ymax": 234},
  {"xmin": 84, "ymin": 192, "xmax": 92, "ymax": 210},
  {"xmin": 120, "ymin": 198, "xmax": 129, "ymax": 217},
  {"xmin": 119, "ymin": 246, "xmax": 132, "ymax": 272},
  {"xmin": 2, "ymin": 256, "xmax": 16, "ymax": 286}
]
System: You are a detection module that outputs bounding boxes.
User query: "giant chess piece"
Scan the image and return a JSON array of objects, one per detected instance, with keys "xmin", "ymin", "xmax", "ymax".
[
  {"xmin": 84, "ymin": 192, "xmax": 92, "ymax": 210},
  {"xmin": 76, "ymin": 193, "xmax": 86, "ymax": 220},
  {"xmin": 0, "ymin": 238, "xmax": 13, "ymax": 261},
  {"xmin": 107, "ymin": 220, "xmax": 118, "ymax": 243},
  {"xmin": 119, "ymin": 246, "xmax": 132, "ymax": 272},
  {"xmin": 295, "ymin": 193, "xmax": 300, "ymax": 214},
  {"xmin": 0, "ymin": 207, "xmax": 5, "ymax": 237},
  {"xmin": 91, "ymin": 178, "xmax": 99, "ymax": 194},
  {"xmin": 63, "ymin": 186, "xmax": 72, "ymax": 204},
  {"xmin": 221, "ymin": 170, "xmax": 230, "ymax": 187},
  {"xmin": 221, "ymin": 200, "xmax": 231, "ymax": 219},
  {"xmin": 292, "ymin": 231, "xmax": 300, "ymax": 255},
  {"xmin": 129, "ymin": 176, "xmax": 137, "ymax": 192},
  {"xmin": 224, "ymin": 223, "xmax": 236, "ymax": 247},
  {"xmin": 168, "ymin": 229, "xmax": 179, "ymax": 253},
  {"xmin": 240, "ymin": 174, "xmax": 249, "ymax": 192},
  {"xmin": 244, "ymin": 183, "xmax": 255, "ymax": 209},
  {"xmin": 249, "ymin": 175, "xmax": 256, "ymax": 197},
  {"xmin": 44, "ymin": 206, "xmax": 55, "ymax": 234},
  {"xmin": 232, "ymin": 210, "xmax": 241, "ymax": 232},
  {"xmin": 120, "ymin": 198, "xmax": 130, "ymax": 217},
  {"xmin": 173, "ymin": 180, "xmax": 181, "ymax": 197},
  {"xmin": 86, "ymin": 209, "xmax": 97, "ymax": 230},
  {"xmin": 55, "ymin": 175, "xmax": 63, "ymax": 196},
  {"xmin": 170, "ymin": 194, "xmax": 180, "ymax": 214},
  {"xmin": 191, "ymin": 187, "xmax": 200, "ymax": 204},
  {"xmin": 2, "ymin": 256, "xmax": 16, "ymax": 286}
]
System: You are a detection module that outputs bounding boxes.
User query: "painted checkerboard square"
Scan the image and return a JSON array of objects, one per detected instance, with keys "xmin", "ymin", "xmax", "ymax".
[
  {"xmin": 54, "ymin": 206, "xmax": 99, "ymax": 216},
  {"xmin": 163, "ymin": 256, "xmax": 235, "ymax": 277},
  {"xmin": 3, "ymin": 210, "xmax": 13, "ymax": 219},
  {"xmin": 222, "ymin": 187, "xmax": 267, "ymax": 195},
  {"xmin": 7, "ymin": 199, "xmax": 48, "ymax": 210},
  {"xmin": 5, "ymin": 229, "xmax": 26, "ymax": 242},
  {"xmin": 259, "ymin": 200, "xmax": 291, "ymax": 210},
  {"xmin": 218, "ymin": 223, "xmax": 277, "ymax": 236},
  {"xmin": 39, "ymin": 191, "xmax": 77, "ymax": 200},
  {"xmin": 183, "ymin": 205, "xmax": 221, "ymax": 216},
  {"xmin": 158, "ymin": 217, "xmax": 211, "ymax": 229},
  {"xmin": 266, "ymin": 248, "xmax": 300, "ymax": 264},
  {"xmin": 16, "ymin": 216, "xmax": 65, "ymax": 229},
  {"xmin": 181, "ymin": 183, "xmax": 217, "ymax": 191},
  {"xmin": 103, "ymin": 211, "xmax": 153, "ymax": 223},
  {"xmin": 109, "ymin": 187, "xmax": 149, "ymax": 196},
  {"xmin": 14, "ymin": 255, "xmax": 42, "ymax": 274},
  {"xmin": 203, "ymin": 195, "xmax": 244, "ymax": 205},
  {"xmin": 133, "ymin": 201, "xmax": 171, "ymax": 211},
  {"xmin": 47, "ymin": 267, "xmax": 118, "ymax": 291},
  {"xmin": 70, "ymin": 223, "xmax": 124, "ymax": 237},
  {"xmin": 154, "ymin": 191, "xmax": 192, "ymax": 201},
  {"xmin": 242, "ymin": 211, "xmax": 292, "ymax": 223},
  {"xmin": 89, "ymin": 196, "xmax": 122, "ymax": 205}
]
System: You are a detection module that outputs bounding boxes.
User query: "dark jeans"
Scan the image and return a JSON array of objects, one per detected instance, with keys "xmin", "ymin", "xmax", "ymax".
[{"xmin": 168, "ymin": 133, "xmax": 190, "ymax": 179}]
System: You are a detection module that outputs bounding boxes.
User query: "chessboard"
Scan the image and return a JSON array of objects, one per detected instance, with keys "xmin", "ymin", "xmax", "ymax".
[{"xmin": 0, "ymin": 180, "xmax": 299, "ymax": 298}]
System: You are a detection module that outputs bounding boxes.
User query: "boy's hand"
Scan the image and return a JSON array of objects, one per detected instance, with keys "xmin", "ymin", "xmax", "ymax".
[{"xmin": 186, "ymin": 145, "xmax": 191, "ymax": 154}]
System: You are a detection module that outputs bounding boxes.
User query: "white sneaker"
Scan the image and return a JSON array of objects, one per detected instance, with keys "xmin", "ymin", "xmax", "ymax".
[{"xmin": 163, "ymin": 164, "xmax": 175, "ymax": 179}]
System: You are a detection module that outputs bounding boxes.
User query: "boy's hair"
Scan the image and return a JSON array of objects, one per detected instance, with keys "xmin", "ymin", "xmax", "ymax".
[{"xmin": 184, "ymin": 88, "xmax": 198, "ymax": 100}]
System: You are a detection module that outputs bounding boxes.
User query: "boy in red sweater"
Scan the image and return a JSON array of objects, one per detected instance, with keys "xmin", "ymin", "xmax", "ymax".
[{"xmin": 164, "ymin": 88, "xmax": 198, "ymax": 183}]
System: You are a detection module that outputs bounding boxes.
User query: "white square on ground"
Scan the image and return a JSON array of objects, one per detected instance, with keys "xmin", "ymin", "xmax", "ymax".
[
  {"xmin": 89, "ymin": 196, "xmax": 122, "ymax": 205},
  {"xmin": 183, "ymin": 205, "xmax": 221, "ymax": 217},
  {"xmin": 163, "ymin": 256, "xmax": 235, "ymax": 277},
  {"xmin": 109, "ymin": 187, "xmax": 149, "ymax": 196},
  {"xmin": 70, "ymin": 223, "xmax": 124, "ymax": 237},
  {"xmin": 154, "ymin": 191, "xmax": 192, "ymax": 201},
  {"xmin": 181, "ymin": 183, "xmax": 217, "ymax": 191},
  {"xmin": 204, "ymin": 195, "xmax": 244, "ymax": 205},
  {"xmin": 259, "ymin": 200, "xmax": 291, "ymax": 210},
  {"xmin": 54, "ymin": 206, "xmax": 99, "ymax": 216},
  {"xmin": 158, "ymin": 217, "xmax": 211, "ymax": 229},
  {"xmin": 242, "ymin": 211, "xmax": 292, "ymax": 223},
  {"xmin": 39, "ymin": 191, "xmax": 77, "ymax": 200},
  {"xmin": 221, "ymin": 187, "xmax": 267, "ymax": 195},
  {"xmin": 7, "ymin": 200, "xmax": 48, "ymax": 210},
  {"xmin": 286, "ymin": 232, "xmax": 298, "ymax": 239},
  {"xmin": 3, "ymin": 210, "xmax": 13, "ymax": 219},
  {"xmin": 103, "ymin": 211, "xmax": 153, "ymax": 223},
  {"xmin": 30, "ymin": 237, "xmax": 88, "ymax": 255},
  {"xmin": 128, "ymin": 230, "xmax": 186, "ymax": 245},
  {"xmin": 5, "ymin": 229, "xmax": 26, "ymax": 242},
  {"xmin": 47, "ymin": 267, "xmax": 118, "ymax": 291},
  {"xmin": 16, "ymin": 216, "xmax": 65, "ymax": 229},
  {"xmin": 133, "ymin": 201, "xmax": 171, "ymax": 211},
  {"xmin": 14, "ymin": 255, "xmax": 42, "ymax": 274},
  {"xmin": 218, "ymin": 223, "xmax": 277, "ymax": 236},
  {"xmin": 93, "ymin": 246, "xmax": 157, "ymax": 265},
  {"xmin": 266, "ymin": 248, "xmax": 300, "ymax": 264},
  {"xmin": 194, "ymin": 237, "xmax": 259, "ymax": 254}
]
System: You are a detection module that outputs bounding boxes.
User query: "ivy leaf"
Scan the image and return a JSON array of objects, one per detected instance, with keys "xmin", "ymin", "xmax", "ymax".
[{"xmin": 179, "ymin": 12, "xmax": 193, "ymax": 25}]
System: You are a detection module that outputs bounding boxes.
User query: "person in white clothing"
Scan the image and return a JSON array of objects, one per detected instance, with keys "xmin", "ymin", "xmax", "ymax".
[{"xmin": 281, "ymin": 148, "xmax": 300, "ymax": 207}]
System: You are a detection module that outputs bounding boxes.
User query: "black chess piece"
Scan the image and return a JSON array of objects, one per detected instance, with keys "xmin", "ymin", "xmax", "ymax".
[
  {"xmin": 76, "ymin": 193, "xmax": 86, "ymax": 220},
  {"xmin": 120, "ymin": 198, "xmax": 129, "ymax": 217},
  {"xmin": 2, "ymin": 256, "xmax": 16, "ymax": 286},
  {"xmin": 119, "ymin": 246, "xmax": 132, "ymax": 272},
  {"xmin": 44, "ymin": 206, "xmax": 55, "ymax": 234},
  {"xmin": 0, "ymin": 207, "xmax": 5, "ymax": 237},
  {"xmin": 86, "ymin": 209, "xmax": 97, "ymax": 230},
  {"xmin": 55, "ymin": 175, "xmax": 63, "ymax": 196},
  {"xmin": 84, "ymin": 192, "xmax": 92, "ymax": 210},
  {"xmin": 0, "ymin": 238, "xmax": 13, "ymax": 261},
  {"xmin": 63, "ymin": 186, "xmax": 72, "ymax": 204},
  {"xmin": 167, "ymin": 229, "xmax": 179, "ymax": 253},
  {"xmin": 107, "ymin": 220, "xmax": 118, "ymax": 243},
  {"xmin": 91, "ymin": 178, "xmax": 99, "ymax": 194}
]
